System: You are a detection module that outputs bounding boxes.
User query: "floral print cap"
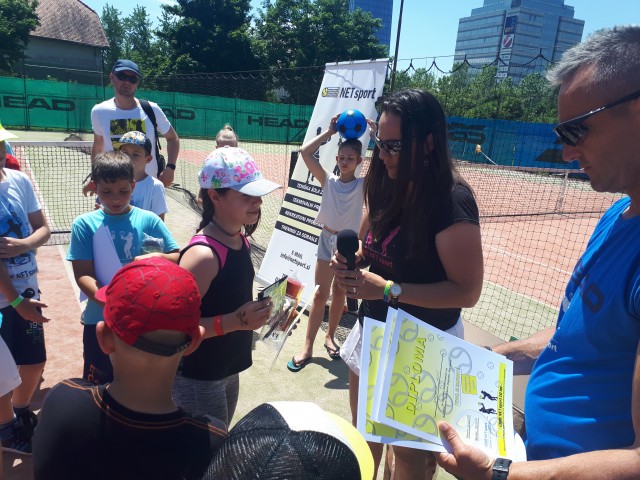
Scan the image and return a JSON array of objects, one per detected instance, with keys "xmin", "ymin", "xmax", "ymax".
[{"xmin": 198, "ymin": 147, "xmax": 281, "ymax": 197}]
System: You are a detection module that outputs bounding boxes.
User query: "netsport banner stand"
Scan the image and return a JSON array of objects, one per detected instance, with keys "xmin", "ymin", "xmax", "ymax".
[{"xmin": 257, "ymin": 59, "xmax": 388, "ymax": 300}]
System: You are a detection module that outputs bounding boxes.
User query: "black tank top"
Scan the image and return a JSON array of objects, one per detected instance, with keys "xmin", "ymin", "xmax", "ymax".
[{"xmin": 179, "ymin": 234, "xmax": 254, "ymax": 381}]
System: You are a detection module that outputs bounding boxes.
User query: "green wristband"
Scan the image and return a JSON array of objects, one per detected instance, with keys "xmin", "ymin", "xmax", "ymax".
[
  {"xmin": 9, "ymin": 295, "xmax": 25, "ymax": 308},
  {"xmin": 383, "ymin": 281, "xmax": 393, "ymax": 303}
]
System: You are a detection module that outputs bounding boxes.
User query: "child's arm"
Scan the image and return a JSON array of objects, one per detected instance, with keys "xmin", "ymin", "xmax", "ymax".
[
  {"xmin": 0, "ymin": 262, "xmax": 50, "ymax": 323},
  {"xmin": 157, "ymin": 250, "xmax": 179, "ymax": 263},
  {"xmin": 0, "ymin": 210, "xmax": 50, "ymax": 258},
  {"xmin": 179, "ymin": 245, "xmax": 272, "ymax": 338},
  {"xmin": 299, "ymin": 114, "xmax": 340, "ymax": 186},
  {"xmin": 133, "ymin": 249, "xmax": 179, "ymax": 264},
  {"xmin": 71, "ymin": 259, "xmax": 104, "ymax": 307}
]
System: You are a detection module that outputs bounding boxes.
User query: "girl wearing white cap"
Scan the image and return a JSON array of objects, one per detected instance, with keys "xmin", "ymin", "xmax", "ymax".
[{"xmin": 174, "ymin": 147, "xmax": 280, "ymax": 425}]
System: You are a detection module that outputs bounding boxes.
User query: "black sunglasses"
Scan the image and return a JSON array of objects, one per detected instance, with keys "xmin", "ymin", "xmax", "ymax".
[
  {"xmin": 553, "ymin": 89, "xmax": 640, "ymax": 147},
  {"xmin": 373, "ymin": 131, "xmax": 402, "ymax": 156},
  {"xmin": 114, "ymin": 71, "xmax": 140, "ymax": 84}
]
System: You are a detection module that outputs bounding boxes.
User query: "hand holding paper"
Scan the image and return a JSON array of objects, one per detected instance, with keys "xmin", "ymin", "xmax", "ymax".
[
  {"xmin": 359, "ymin": 308, "xmax": 516, "ymax": 460},
  {"xmin": 436, "ymin": 421, "xmax": 495, "ymax": 480}
]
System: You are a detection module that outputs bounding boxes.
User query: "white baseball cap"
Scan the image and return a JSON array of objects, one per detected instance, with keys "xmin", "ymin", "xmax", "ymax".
[{"xmin": 198, "ymin": 147, "xmax": 281, "ymax": 197}]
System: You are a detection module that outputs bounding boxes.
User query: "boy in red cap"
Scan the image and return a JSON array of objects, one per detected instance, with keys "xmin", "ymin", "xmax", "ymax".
[{"xmin": 32, "ymin": 257, "xmax": 227, "ymax": 479}]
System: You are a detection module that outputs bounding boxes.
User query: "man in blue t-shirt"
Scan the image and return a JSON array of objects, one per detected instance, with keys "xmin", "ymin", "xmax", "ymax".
[{"xmin": 436, "ymin": 26, "xmax": 640, "ymax": 479}]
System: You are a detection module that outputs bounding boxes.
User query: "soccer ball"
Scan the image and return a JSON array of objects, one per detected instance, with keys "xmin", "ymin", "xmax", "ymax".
[{"xmin": 336, "ymin": 109, "xmax": 367, "ymax": 140}]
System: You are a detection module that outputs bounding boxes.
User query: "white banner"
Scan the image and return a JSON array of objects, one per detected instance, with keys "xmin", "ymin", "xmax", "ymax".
[{"xmin": 257, "ymin": 59, "xmax": 388, "ymax": 301}]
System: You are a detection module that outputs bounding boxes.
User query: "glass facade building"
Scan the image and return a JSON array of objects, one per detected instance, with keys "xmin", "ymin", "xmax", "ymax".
[
  {"xmin": 349, "ymin": 0, "xmax": 393, "ymax": 50},
  {"xmin": 454, "ymin": 0, "xmax": 584, "ymax": 82}
]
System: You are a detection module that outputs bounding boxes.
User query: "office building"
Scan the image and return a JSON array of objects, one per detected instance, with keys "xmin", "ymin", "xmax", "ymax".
[
  {"xmin": 349, "ymin": 0, "xmax": 393, "ymax": 50},
  {"xmin": 454, "ymin": 0, "xmax": 584, "ymax": 82}
]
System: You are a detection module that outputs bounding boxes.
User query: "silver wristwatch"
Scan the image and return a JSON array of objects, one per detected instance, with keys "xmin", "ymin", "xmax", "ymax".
[{"xmin": 389, "ymin": 282, "xmax": 402, "ymax": 306}]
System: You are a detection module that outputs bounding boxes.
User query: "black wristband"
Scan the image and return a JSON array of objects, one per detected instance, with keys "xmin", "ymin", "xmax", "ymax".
[
  {"xmin": 165, "ymin": 163, "xmax": 176, "ymax": 170},
  {"xmin": 492, "ymin": 457, "xmax": 512, "ymax": 480}
]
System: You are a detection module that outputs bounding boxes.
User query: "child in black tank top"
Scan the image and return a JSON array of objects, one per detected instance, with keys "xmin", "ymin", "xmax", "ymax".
[{"xmin": 174, "ymin": 147, "xmax": 281, "ymax": 425}]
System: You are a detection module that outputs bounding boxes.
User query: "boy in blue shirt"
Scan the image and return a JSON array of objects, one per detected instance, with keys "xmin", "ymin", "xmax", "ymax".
[
  {"xmin": 115, "ymin": 131, "xmax": 168, "ymax": 220},
  {"xmin": 67, "ymin": 151, "xmax": 179, "ymax": 385}
]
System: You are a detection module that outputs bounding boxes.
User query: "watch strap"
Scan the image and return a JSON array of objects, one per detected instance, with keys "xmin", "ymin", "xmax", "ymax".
[
  {"xmin": 383, "ymin": 280, "xmax": 393, "ymax": 303},
  {"xmin": 165, "ymin": 163, "xmax": 176, "ymax": 170},
  {"xmin": 492, "ymin": 457, "xmax": 512, "ymax": 480}
]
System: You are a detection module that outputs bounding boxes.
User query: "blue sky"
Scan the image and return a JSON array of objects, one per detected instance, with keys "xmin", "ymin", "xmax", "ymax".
[{"xmin": 82, "ymin": 0, "xmax": 639, "ymax": 71}]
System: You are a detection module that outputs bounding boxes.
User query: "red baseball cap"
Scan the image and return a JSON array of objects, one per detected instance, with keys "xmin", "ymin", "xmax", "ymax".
[{"xmin": 95, "ymin": 257, "xmax": 201, "ymax": 356}]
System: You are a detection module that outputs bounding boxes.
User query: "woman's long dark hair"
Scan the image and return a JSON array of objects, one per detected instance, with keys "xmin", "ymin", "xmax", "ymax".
[
  {"xmin": 364, "ymin": 89, "xmax": 468, "ymax": 257},
  {"xmin": 198, "ymin": 187, "xmax": 260, "ymax": 237}
]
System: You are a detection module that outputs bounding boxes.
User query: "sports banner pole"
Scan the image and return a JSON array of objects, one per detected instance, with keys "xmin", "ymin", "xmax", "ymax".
[{"xmin": 257, "ymin": 59, "xmax": 388, "ymax": 301}]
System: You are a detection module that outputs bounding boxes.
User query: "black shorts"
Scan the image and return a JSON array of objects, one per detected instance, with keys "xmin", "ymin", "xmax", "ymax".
[
  {"xmin": 82, "ymin": 324, "xmax": 113, "ymax": 385},
  {"xmin": 0, "ymin": 305, "xmax": 46, "ymax": 365}
]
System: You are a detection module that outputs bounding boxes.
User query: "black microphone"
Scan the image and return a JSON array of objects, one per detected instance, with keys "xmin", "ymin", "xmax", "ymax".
[{"xmin": 336, "ymin": 229, "xmax": 360, "ymax": 312}]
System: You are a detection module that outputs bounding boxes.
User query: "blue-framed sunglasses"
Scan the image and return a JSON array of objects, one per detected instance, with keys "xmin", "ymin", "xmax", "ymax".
[
  {"xmin": 553, "ymin": 89, "xmax": 640, "ymax": 147},
  {"xmin": 372, "ymin": 131, "xmax": 402, "ymax": 156}
]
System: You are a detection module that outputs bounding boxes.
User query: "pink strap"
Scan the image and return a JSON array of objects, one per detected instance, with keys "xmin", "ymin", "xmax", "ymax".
[{"xmin": 188, "ymin": 235, "xmax": 229, "ymax": 269}]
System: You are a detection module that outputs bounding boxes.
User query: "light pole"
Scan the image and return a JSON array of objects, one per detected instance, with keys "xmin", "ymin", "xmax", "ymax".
[{"xmin": 390, "ymin": 0, "xmax": 405, "ymax": 91}]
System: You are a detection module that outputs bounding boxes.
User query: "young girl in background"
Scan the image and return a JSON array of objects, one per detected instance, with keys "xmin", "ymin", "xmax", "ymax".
[
  {"xmin": 288, "ymin": 114, "xmax": 364, "ymax": 372},
  {"xmin": 174, "ymin": 147, "xmax": 280, "ymax": 425},
  {"xmin": 197, "ymin": 125, "xmax": 239, "ymax": 209},
  {"xmin": 215, "ymin": 124, "xmax": 238, "ymax": 148}
]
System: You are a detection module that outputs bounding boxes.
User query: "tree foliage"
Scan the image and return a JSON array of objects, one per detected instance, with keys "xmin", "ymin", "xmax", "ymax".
[
  {"xmin": 390, "ymin": 63, "xmax": 558, "ymax": 123},
  {"xmin": 100, "ymin": 4, "xmax": 177, "ymax": 86},
  {"xmin": 158, "ymin": 0, "xmax": 259, "ymax": 74},
  {"xmin": 0, "ymin": 0, "xmax": 39, "ymax": 73},
  {"xmin": 101, "ymin": 4, "xmax": 126, "ymax": 72},
  {"xmin": 254, "ymin": 0, "xmax": 388, "ymax": 104}
]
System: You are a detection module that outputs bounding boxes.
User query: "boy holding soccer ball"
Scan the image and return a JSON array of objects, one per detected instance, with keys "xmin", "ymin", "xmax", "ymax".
[{"xmin": 288, "ymin": 113, "xmax": 365, "ymax": 372}]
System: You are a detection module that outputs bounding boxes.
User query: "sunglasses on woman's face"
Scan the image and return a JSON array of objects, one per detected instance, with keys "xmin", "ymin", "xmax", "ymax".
[
  {"xmin": 373, "ymin": 131, "xmax": 402, "ymax": 156},
  {"xmin": 553, "ymin": 89, "xmax": 640, "ymax": 147},
  {"xmin": 114, "ymin": 71, "xmax": 140, "ymax": 84}
]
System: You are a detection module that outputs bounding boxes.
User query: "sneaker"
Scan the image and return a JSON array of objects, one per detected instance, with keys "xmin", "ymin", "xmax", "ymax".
[
  {"xmin": 1, "ymin": 418, "xmax": 32, "ymax": 455},
  {"xmin": 15, "ymin": 409, "xmax": 38, "ymax": 436}
]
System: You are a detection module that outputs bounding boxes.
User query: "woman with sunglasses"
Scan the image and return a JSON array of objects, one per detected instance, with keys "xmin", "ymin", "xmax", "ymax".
[{"xmin": 332, "ymin": 89, "xmax": 484, "ymax": 479}]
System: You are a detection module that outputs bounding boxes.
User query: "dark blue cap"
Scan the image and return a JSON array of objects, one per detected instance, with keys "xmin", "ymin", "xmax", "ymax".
[{"xmin": 112, "ymin": 59, "xmax": 141, "ymax": 78}]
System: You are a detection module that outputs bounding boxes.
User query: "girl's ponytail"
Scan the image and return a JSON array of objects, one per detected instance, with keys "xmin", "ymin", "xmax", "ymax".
[{"xmin": 198, "ymin": 188, "xmax": 214, "ymax": 231}]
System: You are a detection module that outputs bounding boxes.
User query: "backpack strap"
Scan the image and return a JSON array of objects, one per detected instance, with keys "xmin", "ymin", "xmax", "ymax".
[{"xmin": 139, "ymin": 99, "xmax": 164, "ymax": 174}]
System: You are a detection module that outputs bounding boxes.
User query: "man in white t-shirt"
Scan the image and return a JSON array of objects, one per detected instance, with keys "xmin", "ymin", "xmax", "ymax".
[{"xmin": 89, "ymin": 59, "xmax": 180, "ymax": 188}]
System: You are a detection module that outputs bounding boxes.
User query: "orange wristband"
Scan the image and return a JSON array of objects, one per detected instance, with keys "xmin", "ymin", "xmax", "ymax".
[{"xmin": 213, "ymin": 315, "xmax": 225, "ymax": 336}]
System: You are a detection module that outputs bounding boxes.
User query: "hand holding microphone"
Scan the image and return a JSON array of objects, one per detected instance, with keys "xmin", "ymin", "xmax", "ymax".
[
  {"xmin": 336, "ymin": 229, "xmax": 360, "ymax": 311},
  {"xmin": 333, "ymin": 229, "xmax": 392, "ymax": 303}
]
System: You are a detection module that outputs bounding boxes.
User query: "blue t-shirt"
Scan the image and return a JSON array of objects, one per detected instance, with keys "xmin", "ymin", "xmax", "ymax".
[
  {"xmin": 67, "ymin": 207, "xmax": 179, "ymax": 325},
  {"xmin": 524, "ymin": 197, "xmax": 640, "ymax": 460}
]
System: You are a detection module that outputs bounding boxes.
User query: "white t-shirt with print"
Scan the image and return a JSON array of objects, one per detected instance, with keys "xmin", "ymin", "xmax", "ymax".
[{"xmin": 91, "ymin": 99, "xmax": 172, "ymax": 178}]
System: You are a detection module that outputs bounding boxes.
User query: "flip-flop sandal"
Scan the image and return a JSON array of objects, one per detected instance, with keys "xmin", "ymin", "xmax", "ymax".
[
  {"xmin": 287, "ymin": 356, "xmax": 311, "ymax": 372},
  {"xmin": 324, "ymin": 343, "xmax": 341, "ymax": 360}
]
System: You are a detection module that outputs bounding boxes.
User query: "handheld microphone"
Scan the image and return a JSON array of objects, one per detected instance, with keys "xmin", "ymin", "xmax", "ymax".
[{"xmin": 336, "ymin": 229, "xmax": 360, "ymax": 312}]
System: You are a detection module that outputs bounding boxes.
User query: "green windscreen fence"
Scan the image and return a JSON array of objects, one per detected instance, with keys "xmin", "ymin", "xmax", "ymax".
[{"xmin": 0, "ymin": 76, "xmax": 314, "ymax": 143}]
